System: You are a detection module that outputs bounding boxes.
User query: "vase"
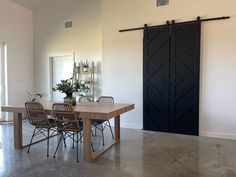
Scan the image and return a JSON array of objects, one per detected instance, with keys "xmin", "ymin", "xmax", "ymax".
[{"xmin": 64, "ymin": 96, "xmax": 76, "ymax": 106}]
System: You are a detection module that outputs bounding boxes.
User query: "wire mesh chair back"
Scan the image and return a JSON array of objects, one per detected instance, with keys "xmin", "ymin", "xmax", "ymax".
[
  {"xmin": 97, "ymin": 96, "xmax": 114, "ymax": 104},
  {"xmin": 52, "ymin": 103, "xmax": 81, "ymax": 132},
  {"xmin": 78, "ymin": 96, "xmax": 94, "ymax": 103},
  {"xmin": 25, "ymin": 102, "xmax": 49, "ymax": 127}
]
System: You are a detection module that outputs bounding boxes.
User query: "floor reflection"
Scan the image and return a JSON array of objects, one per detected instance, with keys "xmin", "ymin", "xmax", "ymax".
[{"xmin": 0, "ymin": 122, "xmax": 236, "ymax": 177}]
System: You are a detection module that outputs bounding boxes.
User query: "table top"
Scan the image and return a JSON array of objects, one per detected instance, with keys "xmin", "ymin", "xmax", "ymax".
[{"xmin": 1, "ymin": 100, "xmax": 135, "ymax": 120}]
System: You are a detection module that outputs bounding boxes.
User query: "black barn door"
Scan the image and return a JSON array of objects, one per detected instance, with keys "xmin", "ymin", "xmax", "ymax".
[
  {"xmin": 170, "ymin": 22, "xmax": 201, "ymax": 135},
  {"xmin": 143, "ymin": 21, "xmax": 201, "ymax": 135},
  {"xmin": 143, "ymin": 25, "xmax": 170, "ymax": 132}
]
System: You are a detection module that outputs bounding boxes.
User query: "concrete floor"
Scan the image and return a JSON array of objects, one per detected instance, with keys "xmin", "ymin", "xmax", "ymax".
[{"xmin": 0, "ymin": 122, "xmax": 236, "ymax": 177}]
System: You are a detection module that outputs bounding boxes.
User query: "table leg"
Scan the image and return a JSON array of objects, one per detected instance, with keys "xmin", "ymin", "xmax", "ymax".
[
  {"xmin": 13, "ymin": 113, "xmax": 22, "ymax": 149},
  {"xmin": 83, "ymin": 118, "xmax": 92, "ymax": 162},
  {"xmin": 115, "ymin": 115, "xmax": 120, "ymax": 143}
]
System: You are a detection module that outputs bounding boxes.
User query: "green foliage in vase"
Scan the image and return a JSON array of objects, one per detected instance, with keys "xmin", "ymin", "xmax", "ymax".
[{"xmin": 52, "ymin": 78, "xmax": 90, "ymax": 97}]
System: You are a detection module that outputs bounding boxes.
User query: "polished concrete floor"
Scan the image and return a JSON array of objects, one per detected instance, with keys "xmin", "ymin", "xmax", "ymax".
[{"xmin": 0, "ymin": 122, "xmax": 236, "ymax": 177}]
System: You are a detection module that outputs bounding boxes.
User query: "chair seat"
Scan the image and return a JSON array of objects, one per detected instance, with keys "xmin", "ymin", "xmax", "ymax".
[
  {"xmin": 57, "ymin": 122, "xmax": 83, "ymax": 132},
  {"xmin": 34, "ymin": 119, "xmax": 55, "ymax": 128},
  {"xmin": 49, "ymin": 117, "xmax": 56, "ymax": 122},
  {"xmin": 92, "ymin": 119, "xmax": 105, "ymax": 126}
]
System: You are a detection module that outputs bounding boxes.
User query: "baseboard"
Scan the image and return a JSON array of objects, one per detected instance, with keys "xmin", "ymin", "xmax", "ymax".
[
  {"xmin": 108, "ymin": 123, "xmax": 236, "ymax": 140},
  {"xmin": 120, "ymin": 123, "xmax": 142, "ymax": 130},
  {"xmin": 108, "ymin": 119, "xmax": 142, "ymax": 130},
  {"xmin": 200, "ymin": 131, "xmax": 236, "ymax": 140}
]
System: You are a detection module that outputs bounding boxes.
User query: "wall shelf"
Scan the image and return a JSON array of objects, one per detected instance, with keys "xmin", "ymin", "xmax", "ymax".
[{"xmin": 73, "ymin": 61, "xmax": 95, "ymax": 97}]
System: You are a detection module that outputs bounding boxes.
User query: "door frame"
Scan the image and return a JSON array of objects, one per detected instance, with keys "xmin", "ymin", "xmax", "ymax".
[{"xmin": 48, "ymin": 53, "xmax": 74, "ymax": 101}]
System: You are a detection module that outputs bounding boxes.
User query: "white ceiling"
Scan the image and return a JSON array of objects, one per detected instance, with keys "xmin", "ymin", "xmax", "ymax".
[{"xmin": 10, "ymin": 0, "xmax": 43, "ymax": 10}]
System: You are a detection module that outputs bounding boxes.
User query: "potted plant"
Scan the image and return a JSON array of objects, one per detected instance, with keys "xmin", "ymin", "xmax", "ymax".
[
  {"xmin": 52, "ymin": 78, "xmax": 78, "ymax": 105},
  {"xmin": 26, "ymin": 90, "xmax": 42, "ymax": 102},
  {"xmin": 52, "ymin": 78, "xmax": 91, "ymax": 105}
]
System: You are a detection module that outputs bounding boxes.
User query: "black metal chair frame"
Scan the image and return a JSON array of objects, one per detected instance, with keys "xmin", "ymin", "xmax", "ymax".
[
  {"xmin": 53, "ymin": 130, "xmax": 83, "ymax": 162},
  {"xmin": 25, "ymin": 102, "xmax": 57, "ymax": 157},
  {"xmin": 52, "ymin": 103, "xmax": 94, "ymax": 162},
  {"xmin": 71, "ymin": 130, "xmax": 95, "ymax": 151},
  {"xmin": 78, "ymin": 96, "xmax": 94, "ymax": 103},
  {"xmin": 93, "ymin": 96, "xmax": 115, "ymax": 146},
  {"xmin": 27, "ymin": 127, "xmax": 57, "ymax": 156},
  {"xmin": 78, "ymin": 96, "xmax": 115, "ymax": 148}
]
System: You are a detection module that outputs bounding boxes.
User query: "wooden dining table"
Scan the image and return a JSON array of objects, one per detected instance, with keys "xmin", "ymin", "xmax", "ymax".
[{"xmin": 1, "ymin": 101, "xmax": 134, "ymax": 162}]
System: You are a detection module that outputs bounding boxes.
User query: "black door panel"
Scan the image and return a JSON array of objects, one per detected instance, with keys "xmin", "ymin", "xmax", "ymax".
[{"xmin": 143, "ymin": 21, "xmax": 200, "ymax": 136}]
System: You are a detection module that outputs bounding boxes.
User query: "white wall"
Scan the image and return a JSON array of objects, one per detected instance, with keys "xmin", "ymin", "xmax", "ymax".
[
  {"xmin": 101, "ymin": 0, "xmax": 236, "ymax": 138},
  {"xmin": 33, "ymin": 0, "xmax": 236, "ymax": 139},
  {"xmin": 0, "ymin": 0, "xmax": 33, "ymax": 106},
  {"xmin": 33, "ymin": 0, "xmax": 102, "ymax": 99}
]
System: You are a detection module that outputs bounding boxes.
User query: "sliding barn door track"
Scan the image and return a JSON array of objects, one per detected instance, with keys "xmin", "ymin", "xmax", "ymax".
[{"xmin": 119, "ymin": 16, "xmax": 230, "ymax": 33}]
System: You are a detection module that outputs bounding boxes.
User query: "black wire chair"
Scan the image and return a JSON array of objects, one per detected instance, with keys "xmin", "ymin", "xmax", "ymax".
[
  {"xmin": 78, "ymin": 96, "xmax": 94, "ymax": 103},
  {"xmin": 78, "ymin": 96, "xmax": 95, "ymax": 149},
  {"xmin": 25, "ymin": 102, "xmax": 56, "ymax": 157},
  {"xmin": 93, "ymin": 96, "xmax": 114, "ymax": 146},
  {"xmin": 52, "ymin": 103, "xmax": 94, "ymax": 162}
]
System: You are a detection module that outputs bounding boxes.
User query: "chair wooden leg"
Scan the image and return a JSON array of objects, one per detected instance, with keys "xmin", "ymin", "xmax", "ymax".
[{"xmin": 27, "ymin": 127, "xmax": 37, "ymax": 153}]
